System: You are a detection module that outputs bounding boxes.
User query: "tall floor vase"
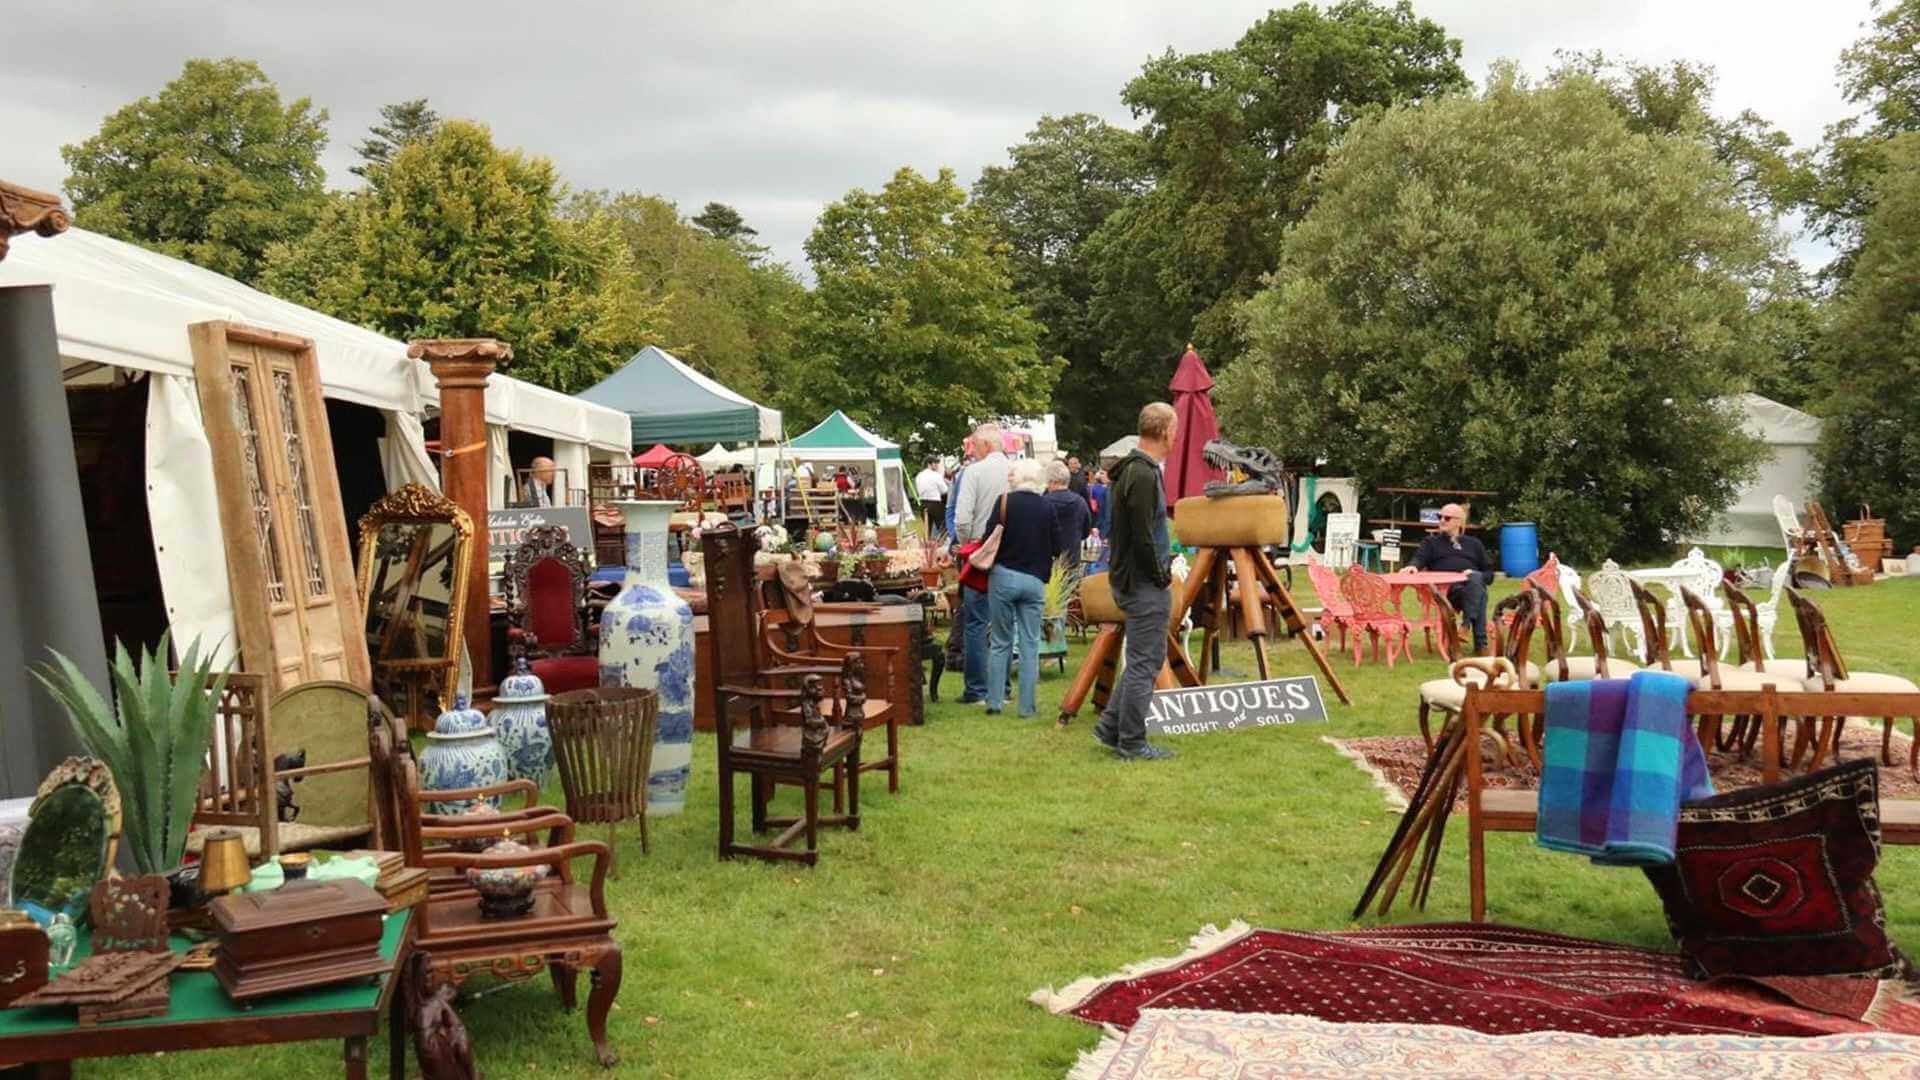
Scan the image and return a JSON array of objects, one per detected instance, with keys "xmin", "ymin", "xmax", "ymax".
[{"xmin": 599, "ymin": 500, "xmax": 695, "ymax": 815}]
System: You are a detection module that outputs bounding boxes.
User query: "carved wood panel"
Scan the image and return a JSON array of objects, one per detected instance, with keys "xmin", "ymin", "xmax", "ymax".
[{"xmin": 190, "ymin": 321, "xmax": 370, "ymax": 695}]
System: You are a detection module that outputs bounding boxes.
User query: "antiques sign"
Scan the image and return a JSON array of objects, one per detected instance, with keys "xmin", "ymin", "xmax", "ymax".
[
  {"xmin": 1145, "ymin": 677, "xmax": 1329, "ymax": 736},
  {"xmin": 487, "ymin": 506, "xmax": 593, "ymax": 563}
]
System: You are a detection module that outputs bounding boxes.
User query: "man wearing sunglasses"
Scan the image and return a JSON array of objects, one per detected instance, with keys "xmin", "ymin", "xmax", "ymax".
[{"xmin": 1401, "ymin": 503, "xmax": 1493, "ymax": 652}]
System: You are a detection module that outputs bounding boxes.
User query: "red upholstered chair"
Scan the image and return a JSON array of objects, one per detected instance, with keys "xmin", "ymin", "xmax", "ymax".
[{"xmin": 503, "ymin": 526, "xmax": 600, "ymax": 694}]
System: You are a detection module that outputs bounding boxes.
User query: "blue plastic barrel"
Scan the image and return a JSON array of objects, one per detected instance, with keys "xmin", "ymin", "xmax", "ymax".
[{"xmin": 1499, "ymin": 522, "xmax": 1539, "ymax": 579}]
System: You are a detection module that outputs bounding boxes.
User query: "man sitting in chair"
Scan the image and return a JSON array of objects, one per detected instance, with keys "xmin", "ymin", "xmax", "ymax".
[{"xmin": 1400, "ymin": 503, "xmax": 1492, "ymax": 653}]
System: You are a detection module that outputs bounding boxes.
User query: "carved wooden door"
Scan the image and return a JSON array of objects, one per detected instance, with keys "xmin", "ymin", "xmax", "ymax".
[{"xmin": 190, "ymin": 321, "xmax": 370, "ymax": 695}]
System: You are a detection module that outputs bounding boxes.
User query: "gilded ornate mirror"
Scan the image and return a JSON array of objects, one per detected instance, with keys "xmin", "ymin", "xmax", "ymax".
[
  {"xmin": 357, "ymin": 484, "xmax": 474, "ymax": 728},
  {"xmin": 9, "ymin": 758, "xmax": 121, "ymax": 926}
]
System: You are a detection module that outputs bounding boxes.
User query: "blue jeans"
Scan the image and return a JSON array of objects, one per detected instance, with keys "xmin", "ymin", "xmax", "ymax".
[
  {"xmin": 986, "ymin": 565, "xmax": 1045, "ymax": 715},
  {"xmin": 1094, "ymin": 580, "xmax": 1173, "ymax": 752},
  {"xmin": 962, "ymin": 583, "xmax": 990, "ymax": 700}
]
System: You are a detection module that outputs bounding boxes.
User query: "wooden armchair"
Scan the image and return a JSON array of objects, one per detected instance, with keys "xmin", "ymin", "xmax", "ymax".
[
  {"xmin": 703, "ymin": 521, "xmax": 864, "ymax": 865},
  {"xmin": 367, "ymin": 704, "xmax": 576, "ymax": 897},
  {"xmin": 502, "ymin": 525, "xmax": 598, "ymax": 694},
  {"xmin": 1414, "ymin": 590, "xmax": 1537, "ymax": 756},
  {"xmin": 760, "ymin": 573, "xmax": 904, "ymax": 796},
  {"xmin": 1722, "ymin": 577, "xmax": 1803, "ymax": 679},
  {"xmin": 385, "ymin": 744, "xmax": 622, "ymax": 1067}
]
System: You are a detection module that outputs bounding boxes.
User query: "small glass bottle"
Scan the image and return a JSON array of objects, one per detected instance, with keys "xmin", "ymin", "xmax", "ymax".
[{"xmin": 46, "ymin": 912, "xmax": 77, "ymax": 971}]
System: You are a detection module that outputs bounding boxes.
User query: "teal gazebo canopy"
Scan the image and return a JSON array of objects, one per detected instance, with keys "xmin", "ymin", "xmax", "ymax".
[{"xmin": 578, "ymin": 345, "xmax": 782, "ymax": 446}]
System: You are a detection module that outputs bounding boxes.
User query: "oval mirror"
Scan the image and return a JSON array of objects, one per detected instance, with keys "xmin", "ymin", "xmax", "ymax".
[{"xmin": 9, "ymin": 782, "xmax": 111, "ymax": 926}]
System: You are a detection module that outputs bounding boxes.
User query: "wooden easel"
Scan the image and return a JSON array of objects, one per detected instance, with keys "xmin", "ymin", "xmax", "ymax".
[{"xmin": 1173, "ymin": 543, "xmax": 1350, "ymax": 704}]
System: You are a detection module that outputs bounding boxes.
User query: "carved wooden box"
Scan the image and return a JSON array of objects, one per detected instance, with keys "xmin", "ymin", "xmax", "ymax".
[
  {"xmin": 0, "ymin": 912, "xmax": 50, "ymax": 1007},
  {"xmin": 210, "ymin": 879, "xmax": 389, "ymax": 1001}
]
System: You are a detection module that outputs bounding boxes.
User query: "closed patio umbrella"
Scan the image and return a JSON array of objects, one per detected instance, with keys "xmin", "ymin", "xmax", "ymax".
[{"xmin": 1165, "ymin": 345, "xmax": 1224, "ymax": 507}]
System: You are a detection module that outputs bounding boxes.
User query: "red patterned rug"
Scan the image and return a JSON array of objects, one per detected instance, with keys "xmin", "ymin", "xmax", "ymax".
[{"xmin": 1033, "ymin": 922, "xmax": 1920, "ymax": 1038}]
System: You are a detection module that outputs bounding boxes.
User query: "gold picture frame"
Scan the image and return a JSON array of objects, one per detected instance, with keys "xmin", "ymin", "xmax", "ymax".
[{"xmin": 356, "ymin": 483, "xmax": 475, "ymax": 729}]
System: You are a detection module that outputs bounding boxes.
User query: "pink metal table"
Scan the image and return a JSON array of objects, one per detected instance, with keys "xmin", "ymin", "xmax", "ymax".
[{"xmin": 1390, "ymin": 570, "xmax": 1470, "ymax": 660}]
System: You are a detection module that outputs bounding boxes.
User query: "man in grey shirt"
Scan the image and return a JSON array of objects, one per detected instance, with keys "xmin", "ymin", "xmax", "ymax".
[{"xmin": 951, "ymin": 423, "xmax": 1009, "ymax": 704}]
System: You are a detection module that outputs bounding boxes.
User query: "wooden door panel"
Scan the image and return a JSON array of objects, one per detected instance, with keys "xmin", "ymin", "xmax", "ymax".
[{"xmin": 190, "ymin": 322, "xmax": 370, "ymax": 695}]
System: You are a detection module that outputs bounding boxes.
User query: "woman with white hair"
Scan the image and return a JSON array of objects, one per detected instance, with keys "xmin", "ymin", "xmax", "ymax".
[{"xmin": 978, "ymin": 457, "xmax": 1066, "ymax": 716}]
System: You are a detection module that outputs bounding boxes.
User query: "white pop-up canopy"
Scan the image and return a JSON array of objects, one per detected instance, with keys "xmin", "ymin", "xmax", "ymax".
[
  {"xmin": 1688, "ymin": 393, "xmax": 1825, "ymax": 549},
  {"xmin": 0, "ymin": 226, "xmax": 633, "ymax": 662}
]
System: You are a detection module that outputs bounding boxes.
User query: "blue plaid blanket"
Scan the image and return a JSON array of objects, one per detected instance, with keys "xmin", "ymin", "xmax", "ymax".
[{"xmin": 1537, "ymin": 671, "xmax": 1711, "ymax": 867}]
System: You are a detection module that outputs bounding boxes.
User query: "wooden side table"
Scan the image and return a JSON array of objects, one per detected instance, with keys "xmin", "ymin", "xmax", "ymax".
[{"xmin": 0, "ymin": 911, "xmax": 413, "ymax": 1079}]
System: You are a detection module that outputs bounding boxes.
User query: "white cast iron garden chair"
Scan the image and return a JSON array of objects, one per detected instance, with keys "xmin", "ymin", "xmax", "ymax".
[{"xmin": 1583, "ymin": 560, "xmax": 1644, "ymax": 661}]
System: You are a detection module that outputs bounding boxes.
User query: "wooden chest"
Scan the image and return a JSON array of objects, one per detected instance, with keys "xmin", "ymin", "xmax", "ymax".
[
  {"xmin": 211, "ymin": 879, "xmax": 389, "ymax": 1001},
  {"xmin": 0, "ymin": 912, "xmax": 49, "ymax": 1007}
]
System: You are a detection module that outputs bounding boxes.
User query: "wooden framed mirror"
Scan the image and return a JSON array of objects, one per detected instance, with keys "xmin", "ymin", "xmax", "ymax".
[{"xmin": 357, "ymin": 484, "xmax": 474, "ymax": 730}]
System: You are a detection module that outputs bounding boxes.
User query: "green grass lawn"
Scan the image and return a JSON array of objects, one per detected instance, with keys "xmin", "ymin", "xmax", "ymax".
[{"xmin": 100, "ymin": 576, "xmax": 1920, "ymax": 1078}]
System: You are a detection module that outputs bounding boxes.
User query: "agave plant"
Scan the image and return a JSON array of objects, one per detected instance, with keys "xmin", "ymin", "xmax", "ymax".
[{"xmin": 33, "ymin": 632, "xmax": 228, "ymax": 876}]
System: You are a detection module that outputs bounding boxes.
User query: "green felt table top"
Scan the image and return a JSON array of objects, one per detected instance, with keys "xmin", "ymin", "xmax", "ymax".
[{"xmin": 0, "ymin": 908, "xmax": 409, "ymax": 1037}]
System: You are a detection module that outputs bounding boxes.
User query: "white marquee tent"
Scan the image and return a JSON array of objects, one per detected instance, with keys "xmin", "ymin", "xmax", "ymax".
[
  {"xmin": 0, "ymin": 227, "xmax": 631, "ymax": 664},
  {"xmin": 1688, "ymin": 392, "xmax": 1825, "ymax": 549}
]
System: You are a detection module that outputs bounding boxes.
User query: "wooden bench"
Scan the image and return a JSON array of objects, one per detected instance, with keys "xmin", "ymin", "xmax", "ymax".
[{"xmin": 1461, "ymin": 683, "xmax": 1920, "ymax": 921}]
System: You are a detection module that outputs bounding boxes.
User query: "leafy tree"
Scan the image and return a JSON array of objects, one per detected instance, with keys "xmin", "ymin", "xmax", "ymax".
[
  {"xmin": 1809, "ymin": 0, "xmax": 1920, "ymax": 280},
  {"xmin": 790, "ymin": 166, "xmax": 1062, "ymax": 454},
  {"xmin": 690, "ymin": 201, "xmax": 757, "ymax": 242},
  {"xmin": 61, "ymin": 58, "xmax": 329, "ymax": 283},
  {"xmin": 1083, "ymin": 0, "xmax": 1467, "ymax": 429},
  {"xmin": 571, "ymin": 191, "xmax": 803, "ymax": 402},
  {"xmin": 259, "ymin": 120, "xmax": 658, "ymax": 391},
  {"xmin": 1814, "ymin": 132, "xmax": 1920, "ymax": 550},
  {"xmin": 1216, "ymin": 69, "xmax": 1775, "ymax": 562},
  {"xmin": 351, "ymin": 98, "xmax": 440, "ymax": 179},
  {"xmin": 973, "ymin": 114, "xmax": 1149, "ymax": 452}
]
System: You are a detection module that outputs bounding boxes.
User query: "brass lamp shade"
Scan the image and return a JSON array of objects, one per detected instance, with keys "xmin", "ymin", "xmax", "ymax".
[{"xmin": 197, "ymin": 829, "xmax": 251, "ymax": 895}]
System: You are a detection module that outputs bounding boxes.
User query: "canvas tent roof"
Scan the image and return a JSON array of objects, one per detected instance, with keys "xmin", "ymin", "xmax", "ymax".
[
  {"xmin": 1099, "ymin": 435, "xmax": 1139, "ymax": 462},
  {"xmin": 787, "ymin": 410, "xmax": 901, "ymax": 463},
  {"xmin": 0, "ymin": 227, "xmax": 630, "ymax": 452},
  {"xmin": 578, "ymin": 345, "xmax": 782, "ymax": 446},
  {"xmin": 1687, "ymin": 393, "xmax": 1825, "ymax": 549}
]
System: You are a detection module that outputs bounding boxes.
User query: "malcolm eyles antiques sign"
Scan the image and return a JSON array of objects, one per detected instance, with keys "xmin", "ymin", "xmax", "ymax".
[
  {"xmin": 1144, "ymin": 676, "xmax": 1329, "ymax": 736},
  {"xmin": 487, "ymin": 506, "xmax": 592, "ymax": 569}
]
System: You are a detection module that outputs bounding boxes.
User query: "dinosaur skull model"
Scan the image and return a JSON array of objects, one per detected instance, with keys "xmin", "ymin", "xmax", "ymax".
[{"xmin": 1201, "ymin": 440, "xmax": 1289, "ymax": 498}]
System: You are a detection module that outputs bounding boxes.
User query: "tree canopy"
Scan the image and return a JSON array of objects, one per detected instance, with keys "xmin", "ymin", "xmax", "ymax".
[
  {"xmin": 352, "ymin": 98, "xmax": 441, "ymax": 179},
  {"xmin": 1814, "ymin": 131, "xmax": 1920, "ymax": 549},
  {"xmin": 61, "ymin": 58, "xmax": 329, "ymax": 284},
  {"xmin": 1216, "ymin": 69, "xmax": 1775, "ymax": 561},
  {"xmin": 259, "ymin": 120, "xmax": 655, "ymax": 391},
  {"xmin": 790, "ymin": 167, "xmax": 1061, "ymax": 455}
]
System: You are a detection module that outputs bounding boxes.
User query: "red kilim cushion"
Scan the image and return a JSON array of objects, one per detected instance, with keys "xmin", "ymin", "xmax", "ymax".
[{"xmin": 1644, "ymin": 757, "xmax": 1904, "ymax": 979}]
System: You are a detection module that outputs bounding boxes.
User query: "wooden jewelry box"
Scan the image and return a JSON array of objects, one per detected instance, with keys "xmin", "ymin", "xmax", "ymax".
[
  {"xmin": 0, "ymin": 911, "xmax": 50, "ymax": 1007},
  {"xmin": 210, "ymin": 879, "xmax": 389, "ymax": 1002}
]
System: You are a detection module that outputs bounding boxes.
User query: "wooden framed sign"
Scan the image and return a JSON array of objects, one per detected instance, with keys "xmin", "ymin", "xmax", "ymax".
[{"xmin": 1144, "ymin": 676, "xmax": 1329, "ymax": 737}]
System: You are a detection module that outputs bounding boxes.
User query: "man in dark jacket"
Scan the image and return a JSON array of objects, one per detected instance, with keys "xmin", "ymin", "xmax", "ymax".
[
  {"xmin": 1401, "ymin": 502, "xmax": 1494, "ymax": 651},
  {"xmin": 1092, "ymin": 402, "xmax": 1178, "ymax": 761},
  {"xmin": 1066, "ymin": 455, "xmax": 1091, "ymax": 507}
]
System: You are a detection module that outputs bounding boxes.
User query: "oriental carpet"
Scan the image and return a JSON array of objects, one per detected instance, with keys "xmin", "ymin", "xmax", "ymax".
[
  {"xmin": 1033, "ymin": 922, "xmax": 1920, "ymax": 1038},
  {"xmin": 1069, "ymin": 1009, "xmax": 1920, "ymax": 1079}
]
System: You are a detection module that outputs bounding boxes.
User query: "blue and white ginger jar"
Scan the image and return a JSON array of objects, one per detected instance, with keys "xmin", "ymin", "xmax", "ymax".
[
  {"xmin": 599, "ymin": 499, "xmax": 695, "ymax": 816},
  {"xmin": 491, "ymin": 658, "xmax": 553, "ymax": 789},
  {"xmin": 420, "ymin": 694, "xmax": 510, "ymax": 814}
]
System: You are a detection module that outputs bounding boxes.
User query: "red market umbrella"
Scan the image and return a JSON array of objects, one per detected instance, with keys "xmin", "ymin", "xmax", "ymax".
[
  {"xmin": 1165, "ymin": 345, "xmax": 1224, "ymax": 507},
  {"xmin": 632, "ymin": 443, "xmax": 676, "ymax": 468}
]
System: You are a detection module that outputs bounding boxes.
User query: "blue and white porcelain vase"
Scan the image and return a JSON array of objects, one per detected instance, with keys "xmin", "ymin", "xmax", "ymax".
[
  {"xmin": 599, "ymin": 499, "xmax": 695, "ymax": 816},
  {"xmin": 420, "ymin": 694, "xmax": 510, "ymax": 814},
  {"xmin": 491, "ymin": 658, "xmax": 553, "ymax": 789}
]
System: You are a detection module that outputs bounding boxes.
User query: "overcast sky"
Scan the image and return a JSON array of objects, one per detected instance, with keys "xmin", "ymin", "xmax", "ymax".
[{"xmin": 3, "ymin": 1, "xmax": 1875, "ymax": 274}]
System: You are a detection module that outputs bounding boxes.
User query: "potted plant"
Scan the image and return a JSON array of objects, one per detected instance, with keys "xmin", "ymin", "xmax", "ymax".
[
  {"xmin": 1040, "ymin": 556, "xmax": 1083, "ymax": 655},
  {"xmin": 917, "ymin": 528, "xmax": 948, "ymax": 590},
  {"xmin": 838, "ymin": 550, "xmax": 864, "ymax": 583},
  {"xmin": 860, "ymin": 545, "xmax": 891, "ymax": 581},
  {"xmin": 34, "ymin": 632, "xmax": 228, "ymax": 905}
]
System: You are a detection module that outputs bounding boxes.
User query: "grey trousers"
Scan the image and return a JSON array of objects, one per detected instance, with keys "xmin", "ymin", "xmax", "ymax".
[{"xmin": 1094, "ymin": 580, "xmax": 1172, "ymax": 752}]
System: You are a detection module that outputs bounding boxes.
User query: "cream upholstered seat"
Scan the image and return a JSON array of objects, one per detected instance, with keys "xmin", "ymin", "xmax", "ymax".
[
  {"xmin": 1420, "ymin": 662, "xmax": 1540, "ymax": 708},
  {"xmin": 1808, "ymin": 671, "xmax": 1920, "ymax": 694},
  {"xmin": 1543, "ymin": 656, "xmax": 1642, "ymax": 682}
]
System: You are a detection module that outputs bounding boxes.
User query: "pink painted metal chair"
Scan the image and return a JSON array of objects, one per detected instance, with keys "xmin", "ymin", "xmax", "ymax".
[
  {"xmin": 1341, "ymin": 564, "xmax": 1412, "ymax": 667},
  {"xmin": 1304, "ymin": 553, "xmax": 1357, "ymax": 654}
]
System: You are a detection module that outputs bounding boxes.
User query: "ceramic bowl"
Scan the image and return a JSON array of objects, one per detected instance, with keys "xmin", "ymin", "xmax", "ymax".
[{"xmin": 465, "ymin": 839, "xmax": 550, "ymax": 919}]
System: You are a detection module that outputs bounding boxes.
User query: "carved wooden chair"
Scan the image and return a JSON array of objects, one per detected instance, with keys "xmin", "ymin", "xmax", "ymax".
[
  {"xmin": 1675, "ymin": 586, "xmax": 1798, "ymax": 755},
  {"xmin": 1339, "ymin": 564, "xmax": 1410, "ymax": 667},
  {"xmin": 191, "ymin": 673, "xmax": 277, "ymax": 859},
  {"xmin": 703, "ymin": 521, "xmax": 864, "ymax": 865},
  {"xmin": 1625, "ymin": 578, "xmax": 1681, "ymax": 672},
  {"xmin": 1548, "ymin": 588, "xmax": 1641, "ymax": 682},
  {"xmin": 1785, "ymin": 587, "xmax": 1918, "ymax": 770},
  {"xmin": 502, "ymin": 525, "xmax": 599, "ymax": 695},
  {"xmin": 1415, "ymin": 590, "xmax": 1538, "ymax": 758},
  {"xmin": 759, "ymin": 576, "xmax": 904, "ymax": 796},
  {"xmin": 549, "ymin": 687, "xmax": 658, "ymax": 872},
  {"xmin": 386, "ymin": 746, "xmax": 622, "ymax": 1067},
  {"xmin": 367, "ymin": 704, "xmax": 574, "ymax": 897},
  {"xmin": 712, "ymin": 472, "xmax": 754, "ymax": 525}
]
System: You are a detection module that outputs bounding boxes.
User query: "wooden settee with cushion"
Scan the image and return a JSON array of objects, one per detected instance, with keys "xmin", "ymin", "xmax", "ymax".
[{"xmin": 1456, "ymin": 672, "xmax": 1920, "ymax": 921}]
